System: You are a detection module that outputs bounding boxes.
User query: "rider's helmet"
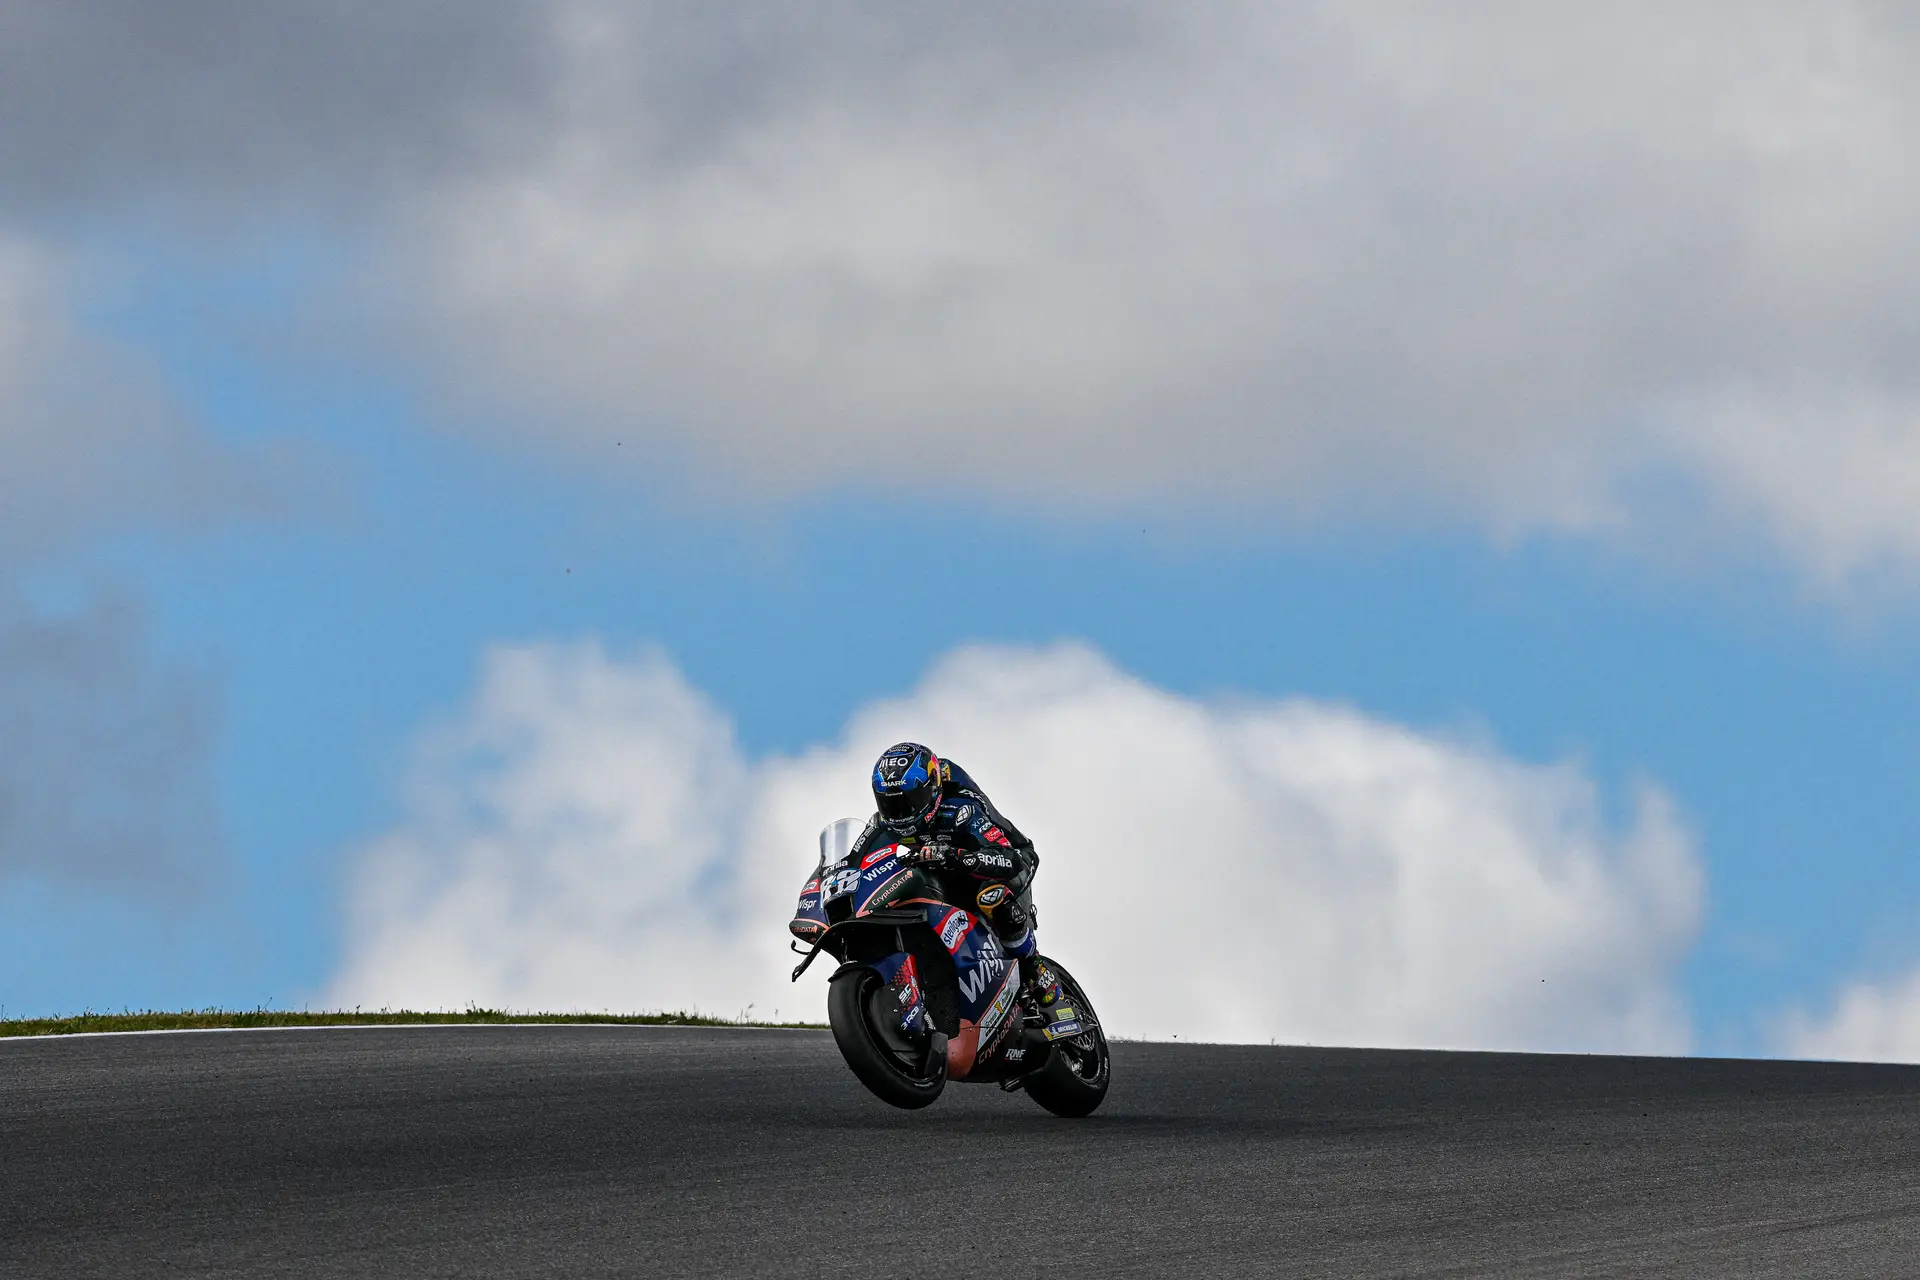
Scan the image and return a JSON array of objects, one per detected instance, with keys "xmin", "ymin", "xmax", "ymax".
[{"xmin": 872, "ymin": 742, "xmax": 943, "ymax": 834}]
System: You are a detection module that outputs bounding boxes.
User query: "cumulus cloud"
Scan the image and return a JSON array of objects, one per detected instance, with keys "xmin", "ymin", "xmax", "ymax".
[
  {"xmin": 1773, "ymin": 970, "xmax": 1920, "ymax": 1064},
  {"xmin": 401, "ymin": 1, "xmax": 1920, "ymax": 565},
  {"xmin": 8, "ymin": 4, "xmax": 1920, "ymax": 576},
  {"xmin": 328, "ymin": 643, "xmax": 766, "ymax": 1013},
  {"xmin": 0, "ymin": 593, "xmax": 224, "ymax": 894},
  {"xmin": 0, "ymin": 2, "xmax": 546, "ymax": 220},
  {"xmin": 330, "ymin": 641, "xmax": 1702, "ymax": 1050}
]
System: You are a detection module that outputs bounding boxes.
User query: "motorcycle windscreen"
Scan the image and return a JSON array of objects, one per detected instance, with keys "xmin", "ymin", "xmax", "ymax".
[
  {"xmin": 817, "ymin": 816, "xmax": 864, "ymax": 869},
  {"xmin": 792, "ymin": 817, "xmax": 864, "ymax": 942}
]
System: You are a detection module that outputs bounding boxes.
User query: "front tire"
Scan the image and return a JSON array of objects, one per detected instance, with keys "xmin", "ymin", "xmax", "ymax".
[
  {"xmin": 1023, "ymin": 957, "xmax": 1110, "ymax": 1118},
  {"xmin": 827, "ymin": 966, "xmax": 946, "ymax": 1110}
]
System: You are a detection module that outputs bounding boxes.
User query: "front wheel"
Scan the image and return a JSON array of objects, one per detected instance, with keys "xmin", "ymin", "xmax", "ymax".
[
  {"xmin": 1023, "ymin": 956, "xmax": 1110, "ymax": 1118},
  {"xmin": 827, "ymin": 966, "xmax": 947, "ymax": 1110}
]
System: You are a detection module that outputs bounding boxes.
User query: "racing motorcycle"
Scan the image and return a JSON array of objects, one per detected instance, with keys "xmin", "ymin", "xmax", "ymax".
[{"xmin": 789, "ymin": 818, "xmax": 1110, "ymax": 1116}]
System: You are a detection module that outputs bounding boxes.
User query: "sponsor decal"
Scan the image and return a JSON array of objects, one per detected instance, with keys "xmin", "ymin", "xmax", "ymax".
[
  {"xmin": 955, "ymin": 804, "xmax": 973, "ymax": 823},
  {"xmin": 789, "ymin": 919, "xmax": 823, "ymax": 937},
  {"xmin": 1043, "ymin": 1020, "xmax": 1084, "ymax": 1041},
  {"xmin": 857, "ymin": 873, "xmax": 898, "ymax": 911},
  {"xmin": 893, "ymin": 961, "xmax": 925, "ymax": 1031},
  {"xmin": 796, "ymin": 897, "xmax": 818, "ymax": 910},
  {"xmin": 975, "ymin": 884, "xmax": 1008, "ymax": 909},
  {"xmin": 938, "ymin": 909, "xmax": 970, "ymax": 951},
  {"xmin": 968, "ymin": 849, "xmax": 1013, "ymax": 871},
  {"xmin": 958, "ymin": 944, "xmax": 1008, "ymax": 1004},
  {"xmin": 861, "ymin": 847, "xmax": 893, "ymax": 868},
  {"xmin": 983, "ymin": 825, "xmax": 1011, "ymax": 846},
  {"xmin": 978, "ymin": 961, "xmax": 1018, "ymax": 1039},
  {"xmin": 1005, "ymin": 1046, "xmax": 1026, "ymax": 1062},
  {"xmin": 802, "ymin": 878, "xmax": 819, "ymax": 894}
]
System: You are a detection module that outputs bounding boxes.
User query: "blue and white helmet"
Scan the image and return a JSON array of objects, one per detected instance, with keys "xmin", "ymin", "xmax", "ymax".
[{"xmin": 872, "ymin": 742, "xmax": 943, "ymax": 833}]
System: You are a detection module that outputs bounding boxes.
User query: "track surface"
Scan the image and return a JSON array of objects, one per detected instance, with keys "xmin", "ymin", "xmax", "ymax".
[{"xmin": 4, "ymin": 1027, "xmax": 1919, "ymax": 1277}]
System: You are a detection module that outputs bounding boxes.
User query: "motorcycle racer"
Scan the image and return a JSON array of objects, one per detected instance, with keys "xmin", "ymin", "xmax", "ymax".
[{"xmin": 853, "ymin": 742, "xmax": 1067, "ymax": 1018}]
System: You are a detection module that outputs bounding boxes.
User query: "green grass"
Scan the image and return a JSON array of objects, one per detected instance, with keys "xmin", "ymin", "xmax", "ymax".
[{"xmin": 0, "ymin": 1007, "xmax": 826, "ymax": 1038}]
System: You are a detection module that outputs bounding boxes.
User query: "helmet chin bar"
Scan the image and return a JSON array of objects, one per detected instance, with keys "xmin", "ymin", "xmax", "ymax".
[{"xmin": 882, "ymin": 789, "xmax": 942, "ymax": 832}]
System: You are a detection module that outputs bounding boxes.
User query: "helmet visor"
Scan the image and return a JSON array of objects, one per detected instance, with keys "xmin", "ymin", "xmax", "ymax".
[{"xmin": 876, "ymin": 776, "xmax": 939, "ymax": 826}]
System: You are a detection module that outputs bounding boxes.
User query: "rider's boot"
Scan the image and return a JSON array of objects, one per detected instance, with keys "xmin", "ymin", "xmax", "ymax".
[
  {"xmin": 975, "ymin": 883, "xmax": 1076, "ymax": 1033},
  {"xmin": 1021, "ymin": 956, "xmax": 1077, "ymax": 1032}
]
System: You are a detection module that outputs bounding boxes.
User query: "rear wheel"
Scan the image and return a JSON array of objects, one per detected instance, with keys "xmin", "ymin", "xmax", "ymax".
[
  {"xmin": 1023, "ymin": 957, "xmax": 1110, "ymax": 1118},
  {"xmin": 827, "ymin": 966, "xmax": 947, "ymax": 1110}
]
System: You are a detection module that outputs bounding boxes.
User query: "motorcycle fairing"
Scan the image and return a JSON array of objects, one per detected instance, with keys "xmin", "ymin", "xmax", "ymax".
[
  {"xmin": 944, "ymin": 920, "xmax": 1020, "ymax": 1078},
  {"xmin": 794, "ymin": 837, "xmax": 1026, "ymax": 1082},
  {"xmin": 789, "ymin": 876, "xmax": 828, "ymax": 941},
  {"xmin": 854, "ymin": 851, "xmax": 915, "ymax": 914},
  {"xmin": 790, "ymin": 842, "xmax": 917, "ymax": 940}
]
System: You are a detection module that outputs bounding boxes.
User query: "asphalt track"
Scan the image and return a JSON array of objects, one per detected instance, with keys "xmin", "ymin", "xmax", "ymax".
[{"xmin": 5, "ymin": 1027, "xmax": 1919, "ymax": 1278}]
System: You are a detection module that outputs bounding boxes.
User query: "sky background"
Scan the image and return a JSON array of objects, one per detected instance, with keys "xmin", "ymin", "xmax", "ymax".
[{"xmin": 6, "ymin": 2, "xmax": 1920, "ymax": 1057}]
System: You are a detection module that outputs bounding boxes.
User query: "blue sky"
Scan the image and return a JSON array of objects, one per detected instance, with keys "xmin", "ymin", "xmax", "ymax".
[
  {"xmin": 6, "ymin": 5, "xmax": 1920, "ymax": 1055},
  {"xmin": 16, "ymin": 277, "xmax": 1920, "ymax": 1050}
]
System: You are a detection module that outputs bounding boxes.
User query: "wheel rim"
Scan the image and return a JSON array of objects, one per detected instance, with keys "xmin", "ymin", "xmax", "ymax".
[{"xmin": 1047, "ymin": 966, "xmax": 1109, "ymax": 1085}]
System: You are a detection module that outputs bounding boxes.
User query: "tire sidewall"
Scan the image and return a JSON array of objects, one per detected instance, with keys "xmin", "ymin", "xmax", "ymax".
[
  {"xmin": 826, "ymin": 965, "xmax": 947, "ymax": 1110},
  {"xmin": 1023, "ymin": 955, "xmax": 1110, "ymax": 1118}
]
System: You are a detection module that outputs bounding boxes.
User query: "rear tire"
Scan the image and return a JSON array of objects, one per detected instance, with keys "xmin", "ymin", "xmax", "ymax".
[
  {"xmin": 1023, "ymin": 957, "xmax": 1110, "ymax": 1118},
  {"xmin": 827, "ymin": 966, "xmax": 947, "ymax": 1110}
]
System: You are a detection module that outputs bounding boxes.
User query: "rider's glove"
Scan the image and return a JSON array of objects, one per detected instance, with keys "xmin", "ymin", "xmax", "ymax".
[{"xmin": 910, "ymin": 838, "xmax": 956, "ymax": 865}]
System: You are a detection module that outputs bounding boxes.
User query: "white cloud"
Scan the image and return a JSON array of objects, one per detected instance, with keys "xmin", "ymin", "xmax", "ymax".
[
  {"xmin": 329, "ymin": 640, "xmax": 1703, "ymax": 1050},
  {"xmin": 10, "ymin": 5, "xmax": 1920, "ymax": 577},
  {"xmin": 386, "ymin": 2, "xmax": 1920, "ymax": 577},
  {"xmin": 1668, "ymin": 387, "xmax": 1920, "ymax": 585},
  {"xmin": 327, "ymin": 644, "xmax": 766, "ymax": 1015},
  {"xmin": 1773, "ymin": 969, "xmax": 1920, "ymax": 1063}
]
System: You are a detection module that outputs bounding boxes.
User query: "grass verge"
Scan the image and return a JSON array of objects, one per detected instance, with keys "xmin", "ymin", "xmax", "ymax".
[{"xmin": 0, "ymin": 1008, "xmax": 825, "ymax": 1037}]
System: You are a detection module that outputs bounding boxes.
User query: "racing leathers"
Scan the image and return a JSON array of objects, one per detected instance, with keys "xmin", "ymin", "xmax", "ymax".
[{"xmin": 850, "ymin": 757, "xmax": 1042, "ymax": 964}]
